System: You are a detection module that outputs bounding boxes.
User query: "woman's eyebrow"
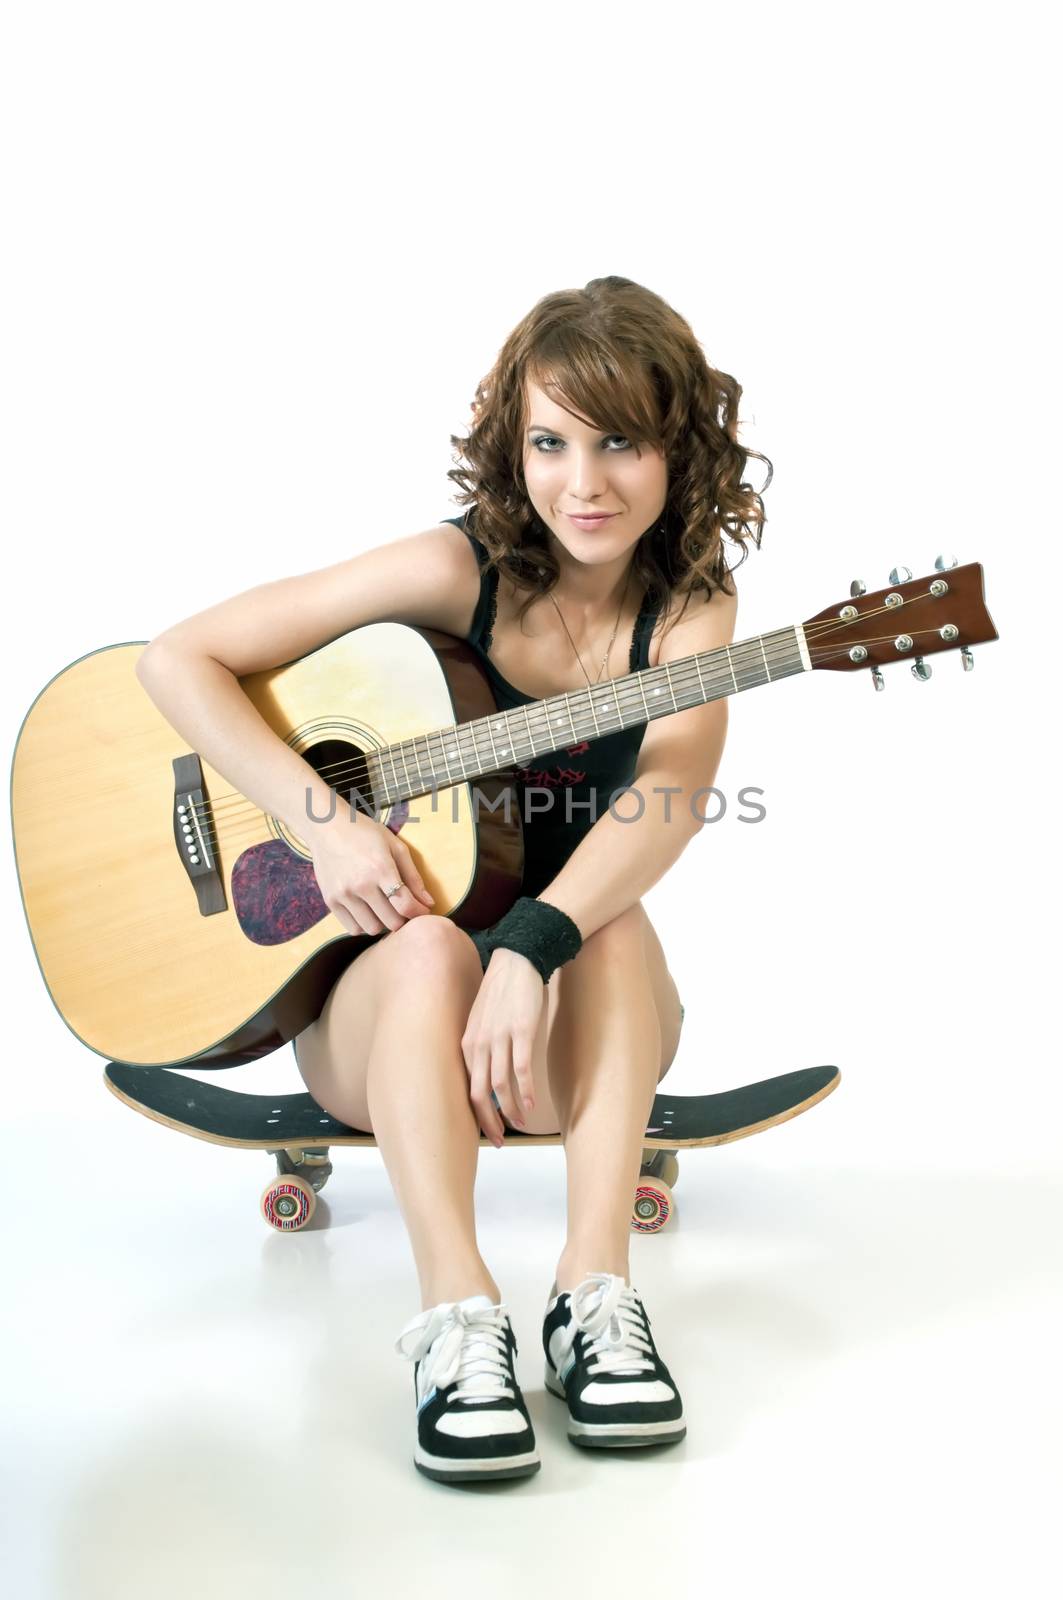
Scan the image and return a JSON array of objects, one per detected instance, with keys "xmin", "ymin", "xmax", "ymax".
[{"xmin": 527, "ymin": 422, "xmax": 608, "ymax": 436}]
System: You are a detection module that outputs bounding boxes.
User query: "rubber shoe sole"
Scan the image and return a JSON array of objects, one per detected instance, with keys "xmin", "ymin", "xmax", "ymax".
[
  {"xmin": 413, "ymin": 1439, "xmax": 541, "ymax": 1482},
  {"xmin": 545, "ymin": 1362, "xmax": 687, "ymax": 1448}
]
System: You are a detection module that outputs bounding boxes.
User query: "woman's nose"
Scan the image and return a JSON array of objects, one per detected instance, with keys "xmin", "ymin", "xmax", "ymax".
[{"xmin": 566, "ymin": 448, "xmax": 610, "ymax": 497}]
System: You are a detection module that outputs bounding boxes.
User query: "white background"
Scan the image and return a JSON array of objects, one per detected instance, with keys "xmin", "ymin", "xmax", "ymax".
[{"xmin": 2, "ymin": 3, "xmax": 1059, "ymax": 1596}]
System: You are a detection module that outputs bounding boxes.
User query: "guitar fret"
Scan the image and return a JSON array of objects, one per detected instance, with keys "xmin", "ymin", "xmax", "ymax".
[
  {"xmin": 635, "ymin": 669, "xmax": 651, "ymax": 723},
  {"xmin": 384, "ymin": 748, "xmax": 401, "ymax": 803},
  {"xmin": 424, "ymin": 731, "xmax": 444, "ymax": 785},
  {"xmin": 441, "ymin": 729, "xmax": 460, "ymax": 780},
  {"xmin": 398, "ymin": 743, "xmax": 415, "ymax": 794},
  {"xmin": 434, "ymin": 728, "xmax": 458, "ymax": 783},
  {"xmin": 486, "ymin": 717, "xmax": 504, "ymax": 766},
  {"xmin": 609, "ymin": 679, "xmax": 623, "ymax": 728}
]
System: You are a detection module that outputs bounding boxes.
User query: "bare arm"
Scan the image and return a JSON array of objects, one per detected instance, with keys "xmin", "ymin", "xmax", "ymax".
[
  {"xmin": 464, "ymin": 581, "xmax": 739, "ymax": 1141},
  {"xmin": 524, "ymin": 583, "xmax": 739, "ymax": 940},
  {"xmin": 135, "ymin": 522, "xmax": 480, "ymax": 930},
  {"xmin": 136, "ymin": 650, "xmax": 344, "ymax": 846}
]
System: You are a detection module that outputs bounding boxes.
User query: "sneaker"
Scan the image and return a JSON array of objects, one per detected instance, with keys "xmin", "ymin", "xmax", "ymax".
[
  {"xmin": 542, "ymin": 1271, "xmax": 686, "ymax": 1448},
  {"xmin": 394, "ymin": 1292, "xmax": 541, "ymax": 1482}
]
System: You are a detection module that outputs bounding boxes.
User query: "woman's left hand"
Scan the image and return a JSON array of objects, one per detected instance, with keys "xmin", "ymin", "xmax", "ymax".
[{"xmin": 461, "ymin": 949, "xmax": 545, "ymax": 1147}]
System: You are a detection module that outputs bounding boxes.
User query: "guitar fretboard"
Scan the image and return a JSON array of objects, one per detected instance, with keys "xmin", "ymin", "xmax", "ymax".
[{"xmin": 367, "ymin": 624, "xmax": 810, "ymax": 806}]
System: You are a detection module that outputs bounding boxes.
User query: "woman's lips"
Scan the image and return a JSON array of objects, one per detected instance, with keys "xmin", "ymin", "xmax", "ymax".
[{"xmin": 566, "ymin": 513, "xmax": 616, "ymax": 529}]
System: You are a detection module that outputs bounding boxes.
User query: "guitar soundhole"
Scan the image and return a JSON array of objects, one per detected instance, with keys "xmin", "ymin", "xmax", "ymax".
[{"xmin": 301, "ymin": 738, "xmax": 375, "ymax": 822}]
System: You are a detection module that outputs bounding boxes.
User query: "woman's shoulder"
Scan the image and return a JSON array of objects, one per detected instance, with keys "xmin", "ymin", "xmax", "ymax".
[
  {"xmin": 648, "ymin": 575, "xmax": 738, "ymax": 668},
  {"xmin": 440, "ymin": 506, "xmax": 491, "ymax": 569}
]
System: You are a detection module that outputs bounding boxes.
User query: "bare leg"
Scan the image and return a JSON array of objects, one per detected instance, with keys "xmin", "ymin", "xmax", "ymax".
[
  {"xmin": 294, "ymin": 917, "xmax": 502, "ymax": 1310},
  {"xmin": 545, "ymin": 905, "xmax": 666, "ymax": 1293}
]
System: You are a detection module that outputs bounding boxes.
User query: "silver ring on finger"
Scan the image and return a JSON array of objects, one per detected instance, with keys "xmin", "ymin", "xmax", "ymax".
[{"xmin": 384, "ymin": 883, "xmax": 403, "ymax": 897}]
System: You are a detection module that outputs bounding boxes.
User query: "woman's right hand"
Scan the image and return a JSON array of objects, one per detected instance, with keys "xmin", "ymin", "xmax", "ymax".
[{"xmin": 309, "ymin": 808, "xmax": 436, "ymax": 936}]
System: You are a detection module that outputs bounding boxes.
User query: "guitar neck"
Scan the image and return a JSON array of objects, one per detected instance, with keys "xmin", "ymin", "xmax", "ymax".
[{"xmin": 368, "ymin": 623, "xmax": 810, "ymax": 808}]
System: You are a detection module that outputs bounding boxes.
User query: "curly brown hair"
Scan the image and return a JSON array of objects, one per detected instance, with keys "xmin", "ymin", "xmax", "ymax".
[{"xmin": 446, "ymin": 274, "xmax": 772, "ymax": 632}]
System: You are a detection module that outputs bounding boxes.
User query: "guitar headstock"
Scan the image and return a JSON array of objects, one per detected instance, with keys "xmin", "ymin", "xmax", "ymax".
[{"xmin": 802, "ymin": 558, "xmax": 998, "ymax": 688}]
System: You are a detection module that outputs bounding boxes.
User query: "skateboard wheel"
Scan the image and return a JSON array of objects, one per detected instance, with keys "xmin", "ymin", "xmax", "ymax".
[
  {"xmin": 260, "ymin": 1173, "xmax": 317, "ymax": 1232},
  {"xmin": 631, "ymin": 1177, "xmax": 674, "ymax": 1234}
]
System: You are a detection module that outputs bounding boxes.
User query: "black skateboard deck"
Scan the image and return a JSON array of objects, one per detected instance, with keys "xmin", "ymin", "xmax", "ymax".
[
  {"xmin": 104, "ymin": 1060, "xmax": 840, "ymax": 1234},
  {"xmin": 104, "ymin": 1061, "xmax": 838, "ymax": 1149}
]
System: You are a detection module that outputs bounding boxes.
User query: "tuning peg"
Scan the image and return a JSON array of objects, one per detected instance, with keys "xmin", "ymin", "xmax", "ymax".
[
  {"xmin": 889, "ymin": 566, "xmax": 913, "ymax": 585},
  {"xmin": 961, "ymin": 646, "xmax": 974, "ymax": 671},
  {"xmin": 911, "ymin": 657, "xmax": 932, "ymax": 681},
  {"xmin": 871, "ymin": 666, "xmax": 885, "ymax": 691},
  {"xmin": 849, "ymin": 578, "xmax": 866, "ymax": 597},
  {"xmin": 934, "ymin": 553, "xmax": 958, "ymax": 571}
]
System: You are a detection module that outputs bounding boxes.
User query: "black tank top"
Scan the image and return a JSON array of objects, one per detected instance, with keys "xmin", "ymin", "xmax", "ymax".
[{"xmin": 442, "ymin": 508, "xmax": 661, "ymax": 898}]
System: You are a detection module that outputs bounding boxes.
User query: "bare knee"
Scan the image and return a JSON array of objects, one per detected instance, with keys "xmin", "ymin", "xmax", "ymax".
[
  {"xmin": 295, "ymin": 918, "xmax": 476, "ymax": 1066},
  {"xmin": 292, "ymin": 918, "xmax": 481, "ymax": 1124},
  {"xmin": 380, "ymin": 914, "xmax": 483, "ymax": 989}
]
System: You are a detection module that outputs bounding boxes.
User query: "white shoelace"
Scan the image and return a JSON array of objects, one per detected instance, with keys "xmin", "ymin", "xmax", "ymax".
[
  {"xmin": 395, "ymin": 1301, "xmax": 515, "ymax": 1406},
  {"xmin": 554, "ymin": 1272, "xmax": 656, "ymax": 1378}
]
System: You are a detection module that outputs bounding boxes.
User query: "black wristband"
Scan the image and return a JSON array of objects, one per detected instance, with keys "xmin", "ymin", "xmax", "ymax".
[{"xmin": 469, "ymin": 896, "xmax": 583, "ymax": 983}]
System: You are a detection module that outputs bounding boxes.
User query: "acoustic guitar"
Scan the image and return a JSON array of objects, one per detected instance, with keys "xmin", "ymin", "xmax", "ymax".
[{"xmin": 11, "ymin": 559, "xmax": 997, "ymax": 1069}]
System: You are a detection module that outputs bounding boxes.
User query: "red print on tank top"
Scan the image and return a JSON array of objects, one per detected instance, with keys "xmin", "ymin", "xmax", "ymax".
[{"xmin": 514, "ymin": 740, "xmax": 590, "ymax": 789}]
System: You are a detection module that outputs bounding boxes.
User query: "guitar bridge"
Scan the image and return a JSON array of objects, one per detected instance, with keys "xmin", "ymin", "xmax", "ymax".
[{"xmin": 172, "ymin": 753, "xmax": 227, "ymax": 916}]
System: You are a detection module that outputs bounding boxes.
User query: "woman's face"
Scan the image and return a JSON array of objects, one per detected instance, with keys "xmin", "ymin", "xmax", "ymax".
[{"xmin": 520, "ymin": 377, "xmax": 668, "ymax": 568}]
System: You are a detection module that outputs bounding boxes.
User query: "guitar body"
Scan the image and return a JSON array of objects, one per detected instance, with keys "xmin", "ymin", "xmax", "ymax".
[{"xmin": 11, "ymin": 624, "xmax": 523, "ymax": 1068}]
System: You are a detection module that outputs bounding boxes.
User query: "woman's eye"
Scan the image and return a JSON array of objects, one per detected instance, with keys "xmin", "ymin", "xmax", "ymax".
[{"xmin": 532, "ymin": 435, "xmax": 630, "ymax": 452}]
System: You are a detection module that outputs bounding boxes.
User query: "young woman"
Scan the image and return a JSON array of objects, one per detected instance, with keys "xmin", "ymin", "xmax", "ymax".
[{"xmin": 135, "ymin": 275, "xmax": 769, "ymax": 1485}]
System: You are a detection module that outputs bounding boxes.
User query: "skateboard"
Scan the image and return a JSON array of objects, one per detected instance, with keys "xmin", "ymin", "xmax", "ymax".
[{"xmin": 104, "ymin": 1059, "xmax": 840, "ymax": 1234}]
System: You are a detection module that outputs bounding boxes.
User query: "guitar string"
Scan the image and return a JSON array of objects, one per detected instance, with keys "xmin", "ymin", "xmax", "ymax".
[
  {"xmin": 183, "ymin": 627, "xmax": 945, "ymax": 859},
  {"xmin": 183, "ymin": 626, "xmax": 948, "ymax": 861},
  {"xmin": 180, "ymin": 618, "xmax": 949, "ymax": 856},
  {"xmin": 189, "ymin": 601, "xmax": 900, "ymax": 824},
  {"xmin": 181, "ymin": 612, "xmax": 950, "ymax": 854},
  {"xmin": 182, "ymin": 627, "xmax": 809, "ymax": 848}
]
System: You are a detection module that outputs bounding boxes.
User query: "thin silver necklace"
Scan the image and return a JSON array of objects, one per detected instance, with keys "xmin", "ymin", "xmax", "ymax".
[{"xmin": 547, "ymin": 565, "xmax": 633, "ymax": 688}]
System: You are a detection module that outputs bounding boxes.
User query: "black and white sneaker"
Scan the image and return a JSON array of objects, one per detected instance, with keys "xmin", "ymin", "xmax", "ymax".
[
  {"xmin": 394, "ymin": 1292, "xmax": 541, "ymax": 1483},
  {"xmin": 543, "ymin": 1271, "xmax": 686, "ymax": 1448}
]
